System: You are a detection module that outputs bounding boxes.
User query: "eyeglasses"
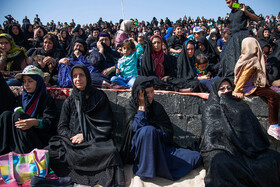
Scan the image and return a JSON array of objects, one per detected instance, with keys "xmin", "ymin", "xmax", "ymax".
[{"xmin": 219, "ymin": 86, "xmax": 232, "ymax": 92}]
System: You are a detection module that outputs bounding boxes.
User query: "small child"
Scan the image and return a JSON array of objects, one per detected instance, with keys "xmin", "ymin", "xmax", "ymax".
[
  {"xmin": 110, "ymin": 38, "xmax": 143, "ymax": 88},
  {"xmin": 194, "ymin": 54, "xmax": 219, "ymax": 91},
  {"xmin": 167, "ymin": 23, "xmax": 186, "ymax": 56}
]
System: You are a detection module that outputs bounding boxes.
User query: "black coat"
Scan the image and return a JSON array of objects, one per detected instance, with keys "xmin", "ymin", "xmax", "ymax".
[{"xmin": 200, "ymin": 77, "xmax": 280, "ymax": 186}]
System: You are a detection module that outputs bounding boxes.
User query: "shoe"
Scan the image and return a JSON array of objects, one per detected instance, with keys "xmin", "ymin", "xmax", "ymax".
[
  {"xmin": 30, "ymin": 176, "xmax": 72, "ymax": 187},
  {"xmin": 267, "ymin": 125, "xmax": 280, "ymax": 140},
  {"xmin": 102, "ymin": 80, "xmax": 112, "ymax": 89}
]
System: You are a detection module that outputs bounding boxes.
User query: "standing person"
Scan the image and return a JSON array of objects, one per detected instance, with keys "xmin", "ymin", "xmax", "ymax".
[
  {"xmin": 200, "ymin": 77, "xmax": 280, "ymax": 186},
  {"xmin": 120, "ymin": 76, "xmax": 201, "ymax": 181},
  {"xmin": 110, "ymin": 38, "xmax": 143, "ymax": 88},
  {"xmin": 0, "ymin": 65, "xmax": 57, "ymax": 154},
  {"xmin": 34, "ymin": 14, "xmax": 41, "ymax": 25},
  {"xmin": 233, "ymin": 37, "xmax": 280, "ymax": 140},
  {"xmin": 218, "ymin": 0, "xmax": 259, "ymax": 78},
  {"xmin": 47, "ymin": 65, "xmax": 125, "ymax": 187},
  {"xmin": 115, "ymin": 20, "xmax": 134, "ymax": 47}
]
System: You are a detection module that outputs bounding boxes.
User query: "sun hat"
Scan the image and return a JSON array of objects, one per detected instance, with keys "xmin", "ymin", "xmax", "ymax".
[{"xmin": 15, "ymin": 65, "xmax": 44, "ymax": 79}]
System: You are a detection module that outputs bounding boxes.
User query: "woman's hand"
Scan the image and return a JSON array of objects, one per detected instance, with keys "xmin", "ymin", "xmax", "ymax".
[
  {"xmin": 232, "ymin": 91, "xmax": 244, "ymax": 99},
  {"xmin": 70, "ymin": 133, "xmax": 84, "ymax": 144},
  {"xmin": 138, "ymin": 89, "xmax": 145, "ymax": 111},
  {"xmin": 161, "ymin": 76, "xmax": 170, "ymax": 82},
  {"xmin": 102, "ymin": 66, "xmax": 115, "ymax": 76},
  {"xmin": 15, "ymin": 118, "xmax": 39, "ymax": 130},
  {"xmin": 43, "ymin": 57, "xmax": 56, "ymax": 72},
  {"xmin": 97, "ymin": 41, "xmax": 104, "ymax": 54},
  {"xmin": 59, "ymin": 57, "xmax": 70, "ymax": 65},
  {"xmin": 0, "ymin": 48, "xmax": 7, "ymax": 58}
]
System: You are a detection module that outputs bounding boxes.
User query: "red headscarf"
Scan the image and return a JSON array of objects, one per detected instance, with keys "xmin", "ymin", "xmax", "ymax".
[{"xmin": 150, "ymin": 35, "xmax": 165, "ymax": 78}]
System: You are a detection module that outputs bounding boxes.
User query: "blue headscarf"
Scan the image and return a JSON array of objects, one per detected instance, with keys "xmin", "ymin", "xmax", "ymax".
[{"xmin": 22, "ymin": 75, "xmax": 46, "ymax": 117}]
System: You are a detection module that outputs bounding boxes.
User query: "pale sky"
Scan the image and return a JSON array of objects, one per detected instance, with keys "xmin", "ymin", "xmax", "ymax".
[{"xmin": 1, "ymin": 0, "xmax": 279, "ymax": 26}]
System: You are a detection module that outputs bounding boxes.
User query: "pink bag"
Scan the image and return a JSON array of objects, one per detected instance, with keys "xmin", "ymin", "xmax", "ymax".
[{"xmin": 0, "ymin": 149, "xmax": 49, "ymax": 185}]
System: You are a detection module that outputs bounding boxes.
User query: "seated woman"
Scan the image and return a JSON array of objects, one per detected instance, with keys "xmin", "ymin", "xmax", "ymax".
[
  {"xmin": 88, "ymin": 32, "xmax": 121, "ymax": 88},
  {"xmin": 120, "ymin": 76, "xmax": 201, "ymax": 181},
  {"xmin": 30, "ymin": 34, "xmax": 64, "ymax": 86},
  {"xmin": 0, "ymin": 72, "xmax": 15, "ymax": 114},
  {"xmin": 8, "ymin": 24, "xmax": 29, "ymax": 50},
  {"xmin": 195, "ymin": 36, "xmax": 220, "ymax": 76},
  {"xmin": 200, "ymin": 77, "xmax": 280, "ymax": 186},
  {"xmin": 233, "ymin": 37, "xmax": 280, "ymax": 140},
  {"xmin": 47, "ymin": 65, "xmax": 124, "ymax": 187},
  {"xmin": 0, "ymin": 65, "xmax": 57, "ymax": 154},
  {"xmin": 0, "ymin": 33, "xmax": 27, "ymax": 85},
  {"xmin": 176, "ymin": 40, "xmax": 208, "ymax": 92},
  {"xmin": 140, "ymin": 35, "xmax": 176, "ymax": 90}
]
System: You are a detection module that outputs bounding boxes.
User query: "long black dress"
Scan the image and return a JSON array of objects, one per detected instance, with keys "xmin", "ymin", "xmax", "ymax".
[
  {"xmin": 0, "ymin": 72, "xmax": 15, "ymax": 114},
  {"xmin": 200, "ymin": 77, "xmax": 280, "ymax": 187},
  {"xmin": 47, "ymin": 65, "xmax": 124, "ymax": 187},
  {"xmin": 120, "ymin": 76, "xmax": 201, "ymax": 181},
  {"xmin": 218, "ymin": 6, "xmax": 256, "ymax": 78},
  {"xmin": 0, "ymin": 74, "xmax": 57, "ymax": 154}
]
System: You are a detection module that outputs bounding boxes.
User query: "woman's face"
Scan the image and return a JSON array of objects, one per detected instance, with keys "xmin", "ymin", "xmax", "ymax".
[
  {"xmin": 145, "ymin": 87, "xmax": 154, "ymax": 104},
  {"xmin": 198, "ymin": 42, "xmax": 206, "ymax": 52},
  {"xmin": 61, "ymin": 31, "xmax": 67, "ymax": 39},
  {"xmin": 43, "ymin": 39, "xmax": 53, "ymax": 51},
  {"xmin": 12, "ymin": 26, "xmax": 19, "ymax": 35},
  {"xmin": 23, "ymin": 75, "xmax": 37, "ymax": 93},
  {"xmin": 0, "ymin": 37, "xmax": 12, "ymax": 52},
  {"xmin": 186, "ymin": 43, "xmax": 195, "ymax": 58},
  {"xmin": 162, "ymin": 44, "xmax": 168, "ymax": 55},
  {"xmin": 263, "ymin": 30, "xmax": 270, "ymax": 38},
  {"xmin": 152, "ymin": 37, "xmax": 162, "ymax": 53},
  {"xmin": 72, "ymin": 68, "xmax": 87, "ymax": 91},
  {"xmin": 28, "ymin": 25, "xmax": 33, "ymax": 32},
  {"xmin": 218, "ymin": 80, "xmax": 232, "ymax": 97}
]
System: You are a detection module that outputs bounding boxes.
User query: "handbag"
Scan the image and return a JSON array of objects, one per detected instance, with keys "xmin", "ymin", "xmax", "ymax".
[{"xmin": 0, "ymin": 149, "xmax": 49, "ymax": 185}]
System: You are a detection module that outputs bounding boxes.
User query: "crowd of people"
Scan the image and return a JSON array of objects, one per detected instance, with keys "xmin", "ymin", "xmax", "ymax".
[{"xmin": 1, "ymin": 0, "xmax": 280, "ymax": 186}]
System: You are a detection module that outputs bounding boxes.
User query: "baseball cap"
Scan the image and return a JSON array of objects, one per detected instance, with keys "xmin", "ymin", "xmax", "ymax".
[{"xmin": 193, "ymin": 26, "xmax": 203, "ymax": 33}]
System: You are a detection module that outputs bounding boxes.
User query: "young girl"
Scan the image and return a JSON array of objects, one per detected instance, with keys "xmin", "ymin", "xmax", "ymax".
[
  {"xmin": 217, "ymin": 28, "xmax": 230, "ymax": 53},
  {"xmin": 233, "ymin": 37, "xmax": 280, "ymax": 140},
  {"xmin": 110, "ymin": 38, "xmax": 143, "ymax": 88}
]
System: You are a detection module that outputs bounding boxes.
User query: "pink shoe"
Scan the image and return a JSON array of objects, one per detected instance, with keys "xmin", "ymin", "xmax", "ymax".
[{"xmin": 267, "ymin": 125, "xmax": 280, "ymax": 140}]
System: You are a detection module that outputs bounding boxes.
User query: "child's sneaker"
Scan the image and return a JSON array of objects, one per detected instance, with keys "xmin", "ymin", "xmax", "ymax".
[{"xmin": 267, "ymin": 125, "xmax": 280, "ymax": 140}]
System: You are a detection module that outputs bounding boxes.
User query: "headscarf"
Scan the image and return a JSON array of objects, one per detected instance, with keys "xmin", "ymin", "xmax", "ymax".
[
  {"xmin": 22, "ymin": 74, "xmax": 46, "ymax": 118},
  {"xmin": 195, "ymin": 36, "xmax": 219, "ymax": 65},
  {"xmin": 22, "ymin": 23, "xmax": 33, "ymax": 39},
  {"xmin": 8, "ymin": 24, "xmax": 27, "ymax": 48},
  {"xmin": 176, "ymin": 40, "xmax": 196, "ymax": 80},
  {"xmin": 70, "ymin": 64, "xmax": 94, "ymax": 108},
  {"xmin": 150, "ymin": 35, "xmax": 165, "ymax": 78},
  {"xmin": 234, "ymin": 37, "xmax": 267, "ymax": 88},
  {"xmin": 200, "ymin": 76, "xmax": 270, "ymax": 158},
  {"xmin": 119, "ymin": 20, "xmax": 134, "ymax": 34},
  {"xmin": 70, "ymin": 64, "xmax": 112, "ymax": 142},
  {"xmin": 70, "ymin": 39, "xmax": 88, "ymax": 59},
  {"xmin": 0, "ymin": 34, "xmax": 27, "ymax": 70}
]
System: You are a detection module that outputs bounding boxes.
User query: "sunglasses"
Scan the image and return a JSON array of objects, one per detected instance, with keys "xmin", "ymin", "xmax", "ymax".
[{"xmin": 219, "ymin": 86, "xmax": 232, "ymax": 92}]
